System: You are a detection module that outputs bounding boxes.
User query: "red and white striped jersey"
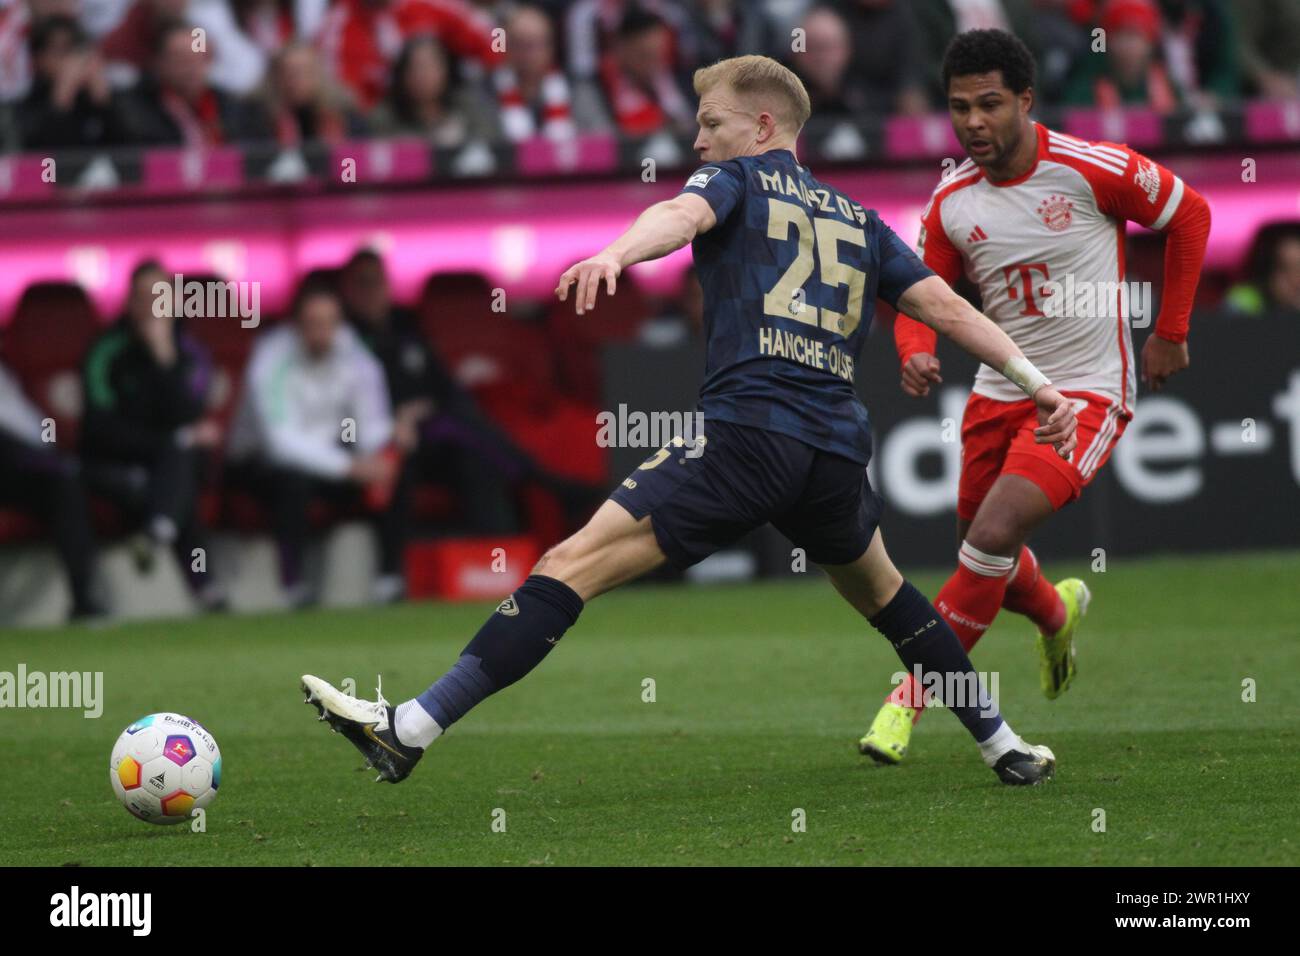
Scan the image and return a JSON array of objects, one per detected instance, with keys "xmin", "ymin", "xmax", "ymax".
[{"xmin": 904, "ymin": 122, "xmax": 1193, "ymax": 413}]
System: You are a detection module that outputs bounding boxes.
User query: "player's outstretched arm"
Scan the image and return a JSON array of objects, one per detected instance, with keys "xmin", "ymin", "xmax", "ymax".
[
  {"xmin": 897, "ymin": 275, "xmax": 1078, "ymax": 457},
  {"xmin": 555, "ymin": 194, "xmax": 716, "ymax": 315}
]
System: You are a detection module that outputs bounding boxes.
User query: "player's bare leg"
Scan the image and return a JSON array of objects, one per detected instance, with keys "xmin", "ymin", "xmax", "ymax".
[
  {"xmin": 962, "ymin": 475, "xmax": 1087, "ymax": 699},
  {"xmin": 961, "ymin": 509, "xmax": 1089, "ymax": 701},
  {"xmin": 303, "ymin": 501, "xmax": 666, "ymax": 781},
  {"xmin": 529, "ymin": 499, "xmax": 667, "ymax": 601},
  {"xmin": 819, "ymin": 527, "xmax": 904, "ymax": 619},
  {"xmin": 825, "ymin": 530, "xmax": 1055, "ymax": 784}
]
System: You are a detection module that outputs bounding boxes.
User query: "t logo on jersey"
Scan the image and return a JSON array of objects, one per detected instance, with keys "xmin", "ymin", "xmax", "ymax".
[{"xmin": 1002, "ymin": 263, "xmax": 1052, "ymax": 317}]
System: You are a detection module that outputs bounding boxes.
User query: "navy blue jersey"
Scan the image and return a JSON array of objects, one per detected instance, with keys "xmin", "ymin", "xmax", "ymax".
[{"xmin": 679, "ymin": 149, "xmax": 933, "ymax": 464}]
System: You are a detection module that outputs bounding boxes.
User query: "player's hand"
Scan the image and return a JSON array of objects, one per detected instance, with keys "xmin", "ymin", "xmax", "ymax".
[
  {"xmin": 1032, "ymin": 386, "xmax": 1078, "ymax": 459},
  {"xmin": 1141, "ymin": 334, "xmax": 1188, "ymax": 392},
  {"xmin": 555, "ymin": 253, "xmax": 621, "ymax": 315},
  {"xmin": 900, "ymin": 353, "xmax": 942, "ymax": 397}
]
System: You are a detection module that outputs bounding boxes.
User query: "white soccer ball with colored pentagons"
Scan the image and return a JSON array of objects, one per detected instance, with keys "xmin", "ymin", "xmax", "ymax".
[{"xmin": 109, "ymin": 713, "xmax": 221, "ymax": 825}]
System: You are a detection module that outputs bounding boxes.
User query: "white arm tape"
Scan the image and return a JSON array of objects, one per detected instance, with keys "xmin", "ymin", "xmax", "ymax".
[{"xmin": 1002, "ymin": 355, "xmax": 1051, "ymax": 398}]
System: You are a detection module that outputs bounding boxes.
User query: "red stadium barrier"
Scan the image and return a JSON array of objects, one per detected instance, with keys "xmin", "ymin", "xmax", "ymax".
[{"xmin": 403, "ymin": 536, "xmax": 540, "ymax": 601}]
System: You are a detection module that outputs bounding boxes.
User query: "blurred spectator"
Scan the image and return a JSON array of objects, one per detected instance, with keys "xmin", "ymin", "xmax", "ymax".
[
  {"xmin": 597, "ymin": 6, "xmax": 695, "ymax": 138},
  {"xmin": 188, "ymin": 0, "xmax": 331, "ymax": 96},
  {"xmin": 491, "ymin": 4, "xmax": 608, "ymax": 142},
  {"xmin": 1233, "ymin": 0, "xmax": 1300, "ymax": 100},
  {"xmin": 100, "ymin": 0, "xmax": 187, "ymax": 89},
  {"xmin": 564, "ymin": 0, "xmax": 688, "ymax": 80},
  {"xmin": 116, "ymin": 19, "xmax": 272, "ymax": 146},
  {"xmin": 317, "ymin": 0, "xmax": 504, "ymax": 111},
  {"xmin": 368, "ymin": 33, "xmax": 497, "ymax": 145},
  {"xmin": 789, "ymin": 5, "xmax": 874, "ymax": 159},
  {"xmin": 0, "ymin": 0, "xmax": 81, "ymax": 104},
  {"xmin": 674, "ymin": 0, "xmax": 785, "ymax": 78},
  {"xmin": 0, "ymin": 0, "xmax": 33, "ymax": 105},
  {"xmin": 264, "ymin": 39, "xmax": 365, "ymax": 146},
  {"xmin": 0, "ymin": 355, "xmax": 104, "ymax": 620},
  {"xmin": 81, "ymin": 0, "xmax": 135, "ymax": 38},
  {"xmin": 18, "ymin": 15, "xmax": 125, "ymax": 149},
  {"xmin": 1063, "ymin": 0, "xmax": 1184, "ymax": 112},
  {"xmin": 340, "ymin": 251, "xmax": 599, "ymax": 566},
  {"xmin": 1025, "ymin": 0, "xmax": 1094, "ymax": 101},
  {"xmin": 1156, "ymin": 0, "xmax": 1239, "ymax": 108},
  {"xmin": 911, "ymin": 1, "xmax": 1091, "ymax": 104},
  {"xmin": 80, "ymin": 259, "xmax": 224, "ymax": 610},
  {"xmin": 1224, "ymin": 223, "xmax": 1300, "ymax": 317},
  {"xmin": 831, "ymin": 0, "xmax": 930, "ymax": 118},
  {"xmin": 226, "ymin": 279, "xmax": 398, "ymax": 607}
]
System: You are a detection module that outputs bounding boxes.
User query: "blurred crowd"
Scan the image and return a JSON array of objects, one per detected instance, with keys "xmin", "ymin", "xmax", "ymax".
[
  {"xmin": 2, "ymin": 216, "xmax": 1299, "ymax": 622},
  {"xmin": 2, "ymin": 0, "xmax": 1299, "ymax": 156},
  {"xmin": 0, "ymin": 251, "xmax": 616, "ymax": 621}
]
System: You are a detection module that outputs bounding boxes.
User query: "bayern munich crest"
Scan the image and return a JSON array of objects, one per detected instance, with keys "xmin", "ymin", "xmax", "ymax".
[{"xmin": 1037, "ymin": 193, "xmax": 1074, "ymax": 232}]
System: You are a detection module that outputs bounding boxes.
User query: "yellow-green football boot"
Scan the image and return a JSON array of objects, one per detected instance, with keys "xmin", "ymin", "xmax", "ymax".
[
  {"xmin": 1037, "ymin": 578, "xmax": 1090, "ymax": 699},
  {"xmin": 857, "ymin": 701, "xmax": 916, "ymax": 764}
]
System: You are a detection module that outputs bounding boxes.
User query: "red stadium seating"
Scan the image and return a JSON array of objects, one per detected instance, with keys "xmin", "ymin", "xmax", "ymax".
[
  {"xmin": 1, "ymin": 282, "xmax": 100, "ymax": 446},
  {"xmin": 0, "ymin": 284, "xmax": 101, "ymax": 544}
]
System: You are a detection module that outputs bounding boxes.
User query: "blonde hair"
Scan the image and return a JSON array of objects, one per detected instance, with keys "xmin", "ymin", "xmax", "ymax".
[{"xmin": 692, "ymin": 55, "xmax": 812, "ymax": 134}]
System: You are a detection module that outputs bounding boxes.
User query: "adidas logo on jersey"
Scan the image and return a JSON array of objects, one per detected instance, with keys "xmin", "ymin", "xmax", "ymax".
[{"xmin": 967, "ymin": 225, "xmax": 988, "ymax": 244}]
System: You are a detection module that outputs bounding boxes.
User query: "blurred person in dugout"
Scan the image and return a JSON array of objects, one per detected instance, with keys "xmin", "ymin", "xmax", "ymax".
[
  {"xmin": 1224, "ymin": 223, "xmax": 1300, "ymax": 318},
  {"xmin": 225, "ymin": 278, "xmax": 401, "ymax": 608},
  {"xmin": 0, "ymin": 352, "xmax": 105, "ymax": 621},
  {"xmin": 80, "ymin": 259, "xmax": 226, "ymax": 611},
  {"xmin": 338, "ymin": 250, "xmax": 601, "ymax": 591}
]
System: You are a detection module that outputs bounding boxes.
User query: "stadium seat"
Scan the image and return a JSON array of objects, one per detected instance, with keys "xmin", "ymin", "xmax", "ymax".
[
  {"xmin": 545, "ymin": 273, "xmax": 651, "ymax": 404},
  {"xmin": 1, "ymin": 281, "xmax": 101, "ymax": 446}
]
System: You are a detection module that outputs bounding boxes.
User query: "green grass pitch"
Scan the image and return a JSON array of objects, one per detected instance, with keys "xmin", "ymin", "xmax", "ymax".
[{"xmin": 2, "ymin": 550, "xmax": 1297, "ymax": 866}]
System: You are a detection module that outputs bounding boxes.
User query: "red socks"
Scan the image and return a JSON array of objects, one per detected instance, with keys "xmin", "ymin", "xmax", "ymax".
[
  {"xmin": 884, "ymin": 544, "xmax": 1067, "ymax": 720},
  {"xmin": 1002, "ymin": 545, "xmax": 1067, "ymax": 635}
]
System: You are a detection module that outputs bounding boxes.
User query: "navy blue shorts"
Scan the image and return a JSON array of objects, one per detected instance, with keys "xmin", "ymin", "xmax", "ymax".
[{"xmin": 609, "ymin": 418, "xmax": 883, "ymax": 569}]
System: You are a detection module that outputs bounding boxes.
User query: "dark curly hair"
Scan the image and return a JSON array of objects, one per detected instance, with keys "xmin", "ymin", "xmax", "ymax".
[{"xmin": 941, "ymin": 28, "xmax": 1036, "ymax": 95}]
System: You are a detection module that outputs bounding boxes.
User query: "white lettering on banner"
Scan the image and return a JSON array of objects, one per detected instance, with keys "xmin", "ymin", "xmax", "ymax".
[
  {"xmin": 1112, "ymin": 397, "xmax": 1205, "ymax": 503},
  {"xmin": 880, "ymin": 387, "xmax": 968, "ymax": 516},
  {"xmin": 1273, "ymin": 370, "xmax": 1300, "ymax": 484},
  {"xmin": 873, "ymin": 373, "xmax": 1300, "ymax": 516}
]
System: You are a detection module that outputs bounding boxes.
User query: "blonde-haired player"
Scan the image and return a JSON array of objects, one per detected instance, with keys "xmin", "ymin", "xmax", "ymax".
[{"xmin": 302, "ymin": 54, "xmax": 1078, "ymax": 787}]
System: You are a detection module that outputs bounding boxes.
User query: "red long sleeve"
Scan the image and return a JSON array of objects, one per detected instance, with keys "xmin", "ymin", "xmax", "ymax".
[
  {"xmin": 1085, "ymin": 146, "xmax": 1211, "ymax": 345},
  {"xmin": 894, "ymin": 195, "xmax": 963, "ymax": 366},
  {"xmin": 1151, "ymin": 185, "xmax": 1211, "ymax": 343}
]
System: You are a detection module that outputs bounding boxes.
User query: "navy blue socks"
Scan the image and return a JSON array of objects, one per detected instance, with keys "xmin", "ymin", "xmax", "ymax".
[
  {"xmin": 869, "ymin": 580, "xmax": 1003, "ymax": 743},
  {"xmin": 413, "ymin": 575, "xmax": 584, "ymax": 733}
]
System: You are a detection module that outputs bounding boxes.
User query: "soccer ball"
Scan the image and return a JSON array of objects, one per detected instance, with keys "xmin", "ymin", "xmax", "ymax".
[{"xmin": 109, "ymin": 713, "xmax": 221, "ymax": 825}]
